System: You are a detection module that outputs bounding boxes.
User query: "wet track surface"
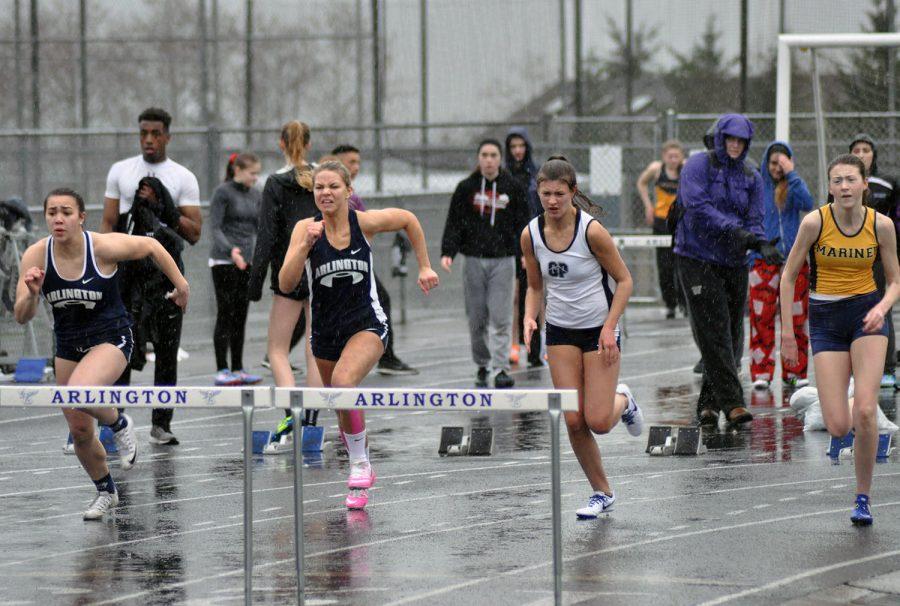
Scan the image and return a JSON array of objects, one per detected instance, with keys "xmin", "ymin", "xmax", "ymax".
[{"xmin": 0, "ymin": 309, "xmax": 898, "ymax": 605}]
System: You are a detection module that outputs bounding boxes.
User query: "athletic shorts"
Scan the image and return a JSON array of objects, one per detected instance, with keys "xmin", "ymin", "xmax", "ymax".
[
  {"xmin": 545, "ymin": 321, "xmax": 620, "ymax": 353},
  {"xmin": 311, "ymin": 324, "xmax": 389, "ymax": 362},
  {"xmin": 809, "ymin": 291, "xmax": 888, "ymax": 355},
  {"xmin": 56, "ymin": 326, "xmax": 134, "ymax": 364},
  {"xmin": 271, "ymin": 271, "xmax": 309, "ymax": 302}
]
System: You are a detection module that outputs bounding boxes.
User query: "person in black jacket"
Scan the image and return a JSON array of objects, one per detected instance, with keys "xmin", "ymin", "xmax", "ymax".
[
  {"xmin": 248, "ymin": 121, "xmax": 324, "ymax": 405},
  {"xmin": 441, "ymin": 139, "xmax": 530, "ymax": 388}
]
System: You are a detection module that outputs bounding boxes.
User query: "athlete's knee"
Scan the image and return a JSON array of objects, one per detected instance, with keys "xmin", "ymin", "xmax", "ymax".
[
  {"xmin": 564, "ymin": 411, "xmax": 587, "ymax": 433},
  {"xmin": 825, "ymin": 417, "xmax": 852, "ymax": 438},
  {"xmin": 586, "ymin": 412, "xmax": 616, "ymax": 435},
  {"xmin": 853, "ymin": 399, "xmax": 878, "ymax": 429},
  {"xmin": 330, "ymin": 370, "xmax": 355, "ymax": 389},
  {"xmin": 68, "ymin": 420, "xmax": 95, "ymax": 444}
]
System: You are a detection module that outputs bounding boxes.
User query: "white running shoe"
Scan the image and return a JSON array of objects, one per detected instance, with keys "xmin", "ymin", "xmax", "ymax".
[
  {"xmin": 752, "ymin": 379, "xmax": 770, "ymax": 390},
  {"xmin": 83, "ymin": 491, "xmax": 119, "ymax": 521},
  {"xmin": 112, "ymin": 414, "xmax": 137, "ymax": 471},
  {"xmin": 617, "ymin": 384, "xmax": 643, "ymax": 437},
  {"xmin": 347, "ymin": 460, "xmax": 376, "ymax": 489},
  {"xmin": 576, "ymin": 491, "xmax": 615, "ymax": 519},
  {"xmin": 149, "ymin": 425, "xmax": 179, "ymax": 445}
]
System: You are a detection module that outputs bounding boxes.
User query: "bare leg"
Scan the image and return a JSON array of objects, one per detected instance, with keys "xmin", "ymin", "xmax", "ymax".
[
  {"xmin": 267, "ymin": 295, "xmax": 303, "ymax": 388},
  {"xmin": 850, "ymin": 336, "xmax": 887, "ymax": 495}
]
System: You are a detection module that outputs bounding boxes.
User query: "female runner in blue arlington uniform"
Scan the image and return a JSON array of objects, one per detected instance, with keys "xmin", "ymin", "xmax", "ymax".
[
  {"xmin": 522, "ymin": 157, "xmax": 643, "ymax": 519},
  {"xmin": 279, "ymin": 161, "xmax": 439, "ymax": 509},
  {"xmin": 14, "ymin": 188, "xmax": 189, "ymax": 520}
]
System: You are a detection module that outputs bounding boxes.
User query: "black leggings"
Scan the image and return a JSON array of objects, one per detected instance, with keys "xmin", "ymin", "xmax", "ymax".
[{"xmin": 211, "ymin": 264, "xmax": 251, "ymax": 371}]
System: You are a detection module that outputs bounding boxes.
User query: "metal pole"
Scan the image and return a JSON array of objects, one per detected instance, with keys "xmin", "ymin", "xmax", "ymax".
[
  {"xmin": 887, "ymin": 0, "xmax": 896, "ymax": 167},
  {"xmin": 355, "ymin": 0, "xmax": 364, "ymax": 127},
  {"xmin": 419, "ymin": 0, "xmax": 428, "ymax": 190},
  {"xmin": 290, "ymin": 391, "xmax": 305, "ymax": 606},
  {"xmin": 548, "ymin": 393, "xmax": 563, "ymax": 606},
  {"xmin": 244, "ymin": 0, "xmax": 253, "ymax": 148},
  {"xmin": 79, "ymin": 0, "xmax": 88, "ymax": 127},
  {"xmin": 625, "ymin": 0, "xmax": 633, "ymax": 116},
  {"xmin": 778, "ymin": 0, "xmax": 786, "ymax": 34},
  {"xmin": 810, "ymin": 50, "xmax": 828, "ymax": 204},
  {"xmin": 665, "ymin": 108, "xmax": 676, "ymax": 141},
  {"xmin": 372, "ymin": 0, "xmax": 383, "ymax": 192},
  {"xmin": 211, "ymin": 0, "xmax": 220, "ymax": 123},
  {"xmin": 30, "ymin": 0, "xmax": 39, "ymax": 129},
  {"xmin": 775, "ymin": 36, "xmax": 792, "ymax": 142},
  {"xmin": 559, "ymin": 0, "xmax": 566, "ymax": 91},
  {"xmin": 573, "ymin": 0, "xmax": 582, "ymax": 116},
  {"xmin": 15, "ymin": 0, "xmax": 24, "ymax": 129},
  {"xmin": 739, "ymin": 0, "xmax": 748, "ymax": 113},
  {"xmin": 199, "ymin": 0, "xmax": 210, "ymax": 126},
  {"xmin": 242, "ymin": 390, "xmax": 255, "ymax": 606}
]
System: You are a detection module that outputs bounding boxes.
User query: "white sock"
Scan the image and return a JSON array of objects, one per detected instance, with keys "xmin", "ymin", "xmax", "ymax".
[{"xmin": 345, "ymin": 430, "xmax": 368, "ymax": 463}]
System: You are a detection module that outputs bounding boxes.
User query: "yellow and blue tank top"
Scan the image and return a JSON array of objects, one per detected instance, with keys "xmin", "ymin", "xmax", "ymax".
[
  {"xmin": 653, "ymin": 168, "xmax": 679, "ymax": 219},
  {"xmin": 809, "ymin": 204, "xmax": 878, "ymax": 297}
]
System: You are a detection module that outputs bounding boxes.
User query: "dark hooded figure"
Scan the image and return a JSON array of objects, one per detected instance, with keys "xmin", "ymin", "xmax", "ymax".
[
  {"xmin": 849, "ymin": 133, "xmax": 900, "ymax": 386},
  {"xmin": 505, "ymin": 128, "xmax": 543, "ymax": 367},
  {"xmin": 674, "ymin": 114, "xmax": 783, "ymax": 427}
]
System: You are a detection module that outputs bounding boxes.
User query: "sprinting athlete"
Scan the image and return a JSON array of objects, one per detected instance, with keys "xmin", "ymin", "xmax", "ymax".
[
  {"xmin": 521, "ymin": 157, "xmax": 643, "ymax": 520},
  {"xmin": 14, "ymin": 188, "xmax": 189, "ymax": 521},
  {"xmin": 279, "ymin": 161, "xmax": 439, "ymax": 509},
  {"xmin": 781, "ymin": 154, "xmax": 900, "ymax": 526}
]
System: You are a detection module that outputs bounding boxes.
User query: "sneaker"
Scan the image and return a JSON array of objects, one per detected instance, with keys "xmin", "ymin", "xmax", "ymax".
[
  {"xmin": 881, "ymin": 374, "xmax": 896, "ymax": 389},
  {"xmin": 377, "ymin": 357, "xmax": 419, "ymax": 376},
  {"xmin": 693, "ymin": 359, "xmax": 704, "ymax": 374},
  {"xmin": 698, "ymin": 408, "xmax": 719, "ymax": 427},
  {"xmin": 752, "ymin": 379, "xmax": 770, "ymax": 390},
  {"xmin": 509, "ymin": 345, "xmax": 520, "ymax": 365},
  {"xmin": 347, "ymin": 460, "xmax": 376, "ymax": 489},
  {"xmin": 784, "ymin": 377, "xmax": 810, "ymax": 389},
  {"xmin": 475, "ymin": 367, "xmax": 489, "ymax": 388},
  {"xmin": 665, "ymin": 308, "xmax": 676, "ymax": 319},
  {"xmin": 851, "ymin": 494, "xmax": 873, "ymax": 526},
  {"xmin": 83, "ymin": 491, "xmax": 119, "ymax": 521},
  {"xmin": 494, "ymin": 370, "xmax": 515, "ymax": 389},
  {"xmin": 575, "ymin": 491, "xmax": 615, "ymax": 519},
  {"xmin": 346, "ymin": 489, "xmax": 369, "ymax": 510},
  {"xmin": 234, "ymin": 370, "xmax": 262, "ymax": 385},
  {"xmin": 617, "ymin": 384, "xmax": 643, "ymax": 437},
  {"xmin": 149, "ymin": 425, "xmax": 179, "ymax": 446},
  {"xmin": 727, "ymin": 407, "xmax": 753, "ymax": 425},
  {"xmin": 214, "ymin": 369, "xmax": 242, "ymax": 386},
  {"xmin": 112, "ymin": 414, "xmax": 137, "ymax": 471}
]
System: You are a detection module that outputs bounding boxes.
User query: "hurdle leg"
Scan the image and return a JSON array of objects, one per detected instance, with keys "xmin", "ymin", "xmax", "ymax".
[
  {"xmin": 291, "ymin": 391, "xmax": 306, "ymax": 606},
  {"xmin": 241, "ymin": 391, "xmax": 255, "ymax": 606},
  {"xmin": 548, "ymin": 393, "xmax": 563, "ymax": 606}
]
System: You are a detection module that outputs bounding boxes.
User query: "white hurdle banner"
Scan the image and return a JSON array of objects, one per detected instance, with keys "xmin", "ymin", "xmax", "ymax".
[
  {"xmin": 277, "ymin": 387, "xmax": 577, "ymax": 606},
  {"xmin": 612, "ymin": 234, "xmax": 672, "ymax": 250},
  {"xmin": 0, "ymin": 385, "xmax": 270, "ymax": 606}
]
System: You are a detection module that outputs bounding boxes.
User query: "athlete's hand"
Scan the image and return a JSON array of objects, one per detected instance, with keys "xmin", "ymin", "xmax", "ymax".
[
  {"xmin": 781, "ymin": 332, "xmax": 799, "ymax": 368},
  {"xmin": 440, "ymin": 256, "xmax": 453, "ymax": 273},
  {"xmin": 417, "ymin": 267, "xmax": 439, "ymax": 294},
  {"xmin": 23, "ymin": 267, "xmax": 45, "ymax": 296},
  {"xmin": 777, "ymin": 153, "xmax": 795, "ymax": 175},
  {"xmin": 598, "ymin": 325, "xmax": 620, "ymax": 366},
  {"xmin": 523, "ymin": 317, "xmax": 538, "ymax": 354},
  {"xmin": 862, "ymin": 304, "xmax": 886, "ymax": 334},
  {"xmin": 231, "ymin": 247, "xmax": 247, "ymax": 270},
  {"xmin": 166, "ymin": 280, "xmax": 190, "ymax": 312},
  {"xmin": 304, "ymin": 221, "xmax": 324, "ymax": 249}
]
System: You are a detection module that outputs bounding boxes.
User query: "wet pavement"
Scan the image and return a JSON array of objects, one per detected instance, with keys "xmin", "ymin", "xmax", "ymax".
[{"xmin": 0, "ymin": 308, "xmax": 898, "ymax": 605}]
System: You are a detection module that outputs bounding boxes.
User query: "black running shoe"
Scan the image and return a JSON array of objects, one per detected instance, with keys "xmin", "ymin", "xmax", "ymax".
[
  {"xmin": 494, "ymin": 370, "xmax": 515, "ymax": 389},
  {"xmin": 377, "ymin": 357, "xmax": 420, "ymax": 376},
  {"xmin": 693, "ymin": 359, "xmax": 704, "ymax": 374},
  {"xmin": 475, "ymin": 367, "xmax": 489, "ymax": 388}
]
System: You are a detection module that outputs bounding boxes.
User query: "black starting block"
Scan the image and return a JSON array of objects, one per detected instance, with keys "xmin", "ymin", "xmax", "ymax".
[
  {"xmin": 439, "ymin": 426, "xmax": 494, "ymax": 456},
  {"xmin": 646, "ymin": 425, "xmax": 706, "ymax": 456}
]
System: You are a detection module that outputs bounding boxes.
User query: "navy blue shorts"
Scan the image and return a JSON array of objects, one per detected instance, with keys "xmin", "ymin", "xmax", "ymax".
[
  {"xmin": 809, "ymin": 291, "xmax": 888, "ymax": 355},
  {"xmin": 545, "ymin": 322, "xmax": 621, "ymax": 353},
  {"xmin": 311, "ymin": 324, "xmax": 388, "ymax": 362},
  {"xmin": 56, "ymin": 326, "xmax": 134, "ymax": 363}
]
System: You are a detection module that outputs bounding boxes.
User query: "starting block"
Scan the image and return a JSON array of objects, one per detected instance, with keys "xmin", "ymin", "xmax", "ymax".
[
  {"xmin": 827, "ymin": 432, "xmax": 895, "ymax": 462},
  {"xmin": 64, "ymin": 426, "xmax": 118, "ymax": 455},
  {"xmin": 646, "ymin": 426, "xmax": 706, "ymax": 456},
  {"xmin": 15, "ymin": 358, "xmax": 47, "ymax": 384},
  {"xmin": 439, "ymin": 426, "xmax": 493, "ymax": 456},
  {"xmin": 260, "ymin": 425, "xmax": 326, "ymax": 455}
]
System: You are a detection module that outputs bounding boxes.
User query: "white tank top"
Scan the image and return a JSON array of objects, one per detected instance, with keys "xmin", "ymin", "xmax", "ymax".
[{"xmin": 529, "ymin": 210, "xmax": 616, "ymax": 329}]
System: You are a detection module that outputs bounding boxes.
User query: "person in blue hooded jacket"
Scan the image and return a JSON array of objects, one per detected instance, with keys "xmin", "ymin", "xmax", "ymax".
[
  {"xmin": 748, "ymin": 141, "xmax": 814, "ymax": 392},
  {"xmin": 674, "ymin": 114, "xmax": 783, "ymax": 427}
]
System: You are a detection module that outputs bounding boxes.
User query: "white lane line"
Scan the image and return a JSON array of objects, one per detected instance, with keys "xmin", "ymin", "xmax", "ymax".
[
  {"xmin": 725, "ymin": 510, "xmax": 746, "ymax": 516},
  {"xmin": 180, "ymin": 448, "xmax": 201, "ymax": 453},
  {"xmin": 303, "ymin": 499, "xmax": 319, "ymax": 505},
  {"xmin": 428, "ymin": 474, "xmax": 447, "ymax": 479},
  {"xmin": 394, "ymin": 481, "xmax": 413, "ymax": 486},
  {"xmin": 328, "ymin": 493, "xmax": 344, "ymax": 498},
  {"xmin": 196, "ymin": 478, "xmax": 216, "ymax": 484},
  {"xmin": 778, "ymin": 497, "xmax": 798, "ymax": 502},
  {"xmin": 806, "ymin": 490, "xmax": 823, "ymax": 495},
  {"xmin": 0, "ymin": 478, "xmax": 10, "ymax": 481},
  {"xmin": 214, "ymin": 443, "xmax": 229, "ymax": 447},
  {"xmin": 261, "ymin": 507, "xmax": 282, "ymax": 513},
  {"xmin": 193, "ymin": 521, "xmax": 216, "ymax": 527},
  {"xmin": 668, "ymin": 525, "xmax": 690, "ymax": 531},
  {"xmin": 753, "ymin": 504, "xmax": 771, "ymax": 510},
  {"xmin": 33, "ymin": 471, "xmax": 52, "ymax": 476},
  {"xmin": 502, "ymin": 461, "xmax": 519, "ymax": 466},
  {"xmin": 0, "ymin": 413, "xmax": 58, "ymax": 425}
]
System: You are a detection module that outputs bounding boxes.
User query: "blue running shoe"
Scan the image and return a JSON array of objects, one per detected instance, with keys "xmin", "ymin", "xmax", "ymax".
[
  {"xmin": 880, "ymin": 374, "xmax": 895, "ymax": 389},
  {"xmin": 851, "ymin": 494, "xmax": 873, "ymax": 526},
  {"xmin": 575, "ymin": 491, "xmax": 616, "ymax": 519},
  {"xmin": 235, "ymin": 370, "xmax": 262, "ymax": 385}
]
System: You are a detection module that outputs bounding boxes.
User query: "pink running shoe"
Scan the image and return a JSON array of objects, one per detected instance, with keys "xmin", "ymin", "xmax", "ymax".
[
  {"xmin": 345, "ymin": 489, "xmax": 369, "ymax": 510},
  {"xmin": 347, "ymin": 460, "xmax": 376, "ymax": 489}
]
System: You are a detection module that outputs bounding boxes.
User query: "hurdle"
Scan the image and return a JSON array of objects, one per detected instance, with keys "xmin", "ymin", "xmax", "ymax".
[
  {"xmin": 0, "ymin": 385, "xmax": 271, "ymax": 606},
  {"xmin": 275, "ymin": 387, "xmax": 578, "ymax": 606}
]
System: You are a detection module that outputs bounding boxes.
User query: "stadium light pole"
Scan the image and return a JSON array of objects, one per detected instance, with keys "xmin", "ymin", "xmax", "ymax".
[
  {"xmin": 574, "ymin": 0, "xmax": 582, "ymax": 116},
  {"xmin": 14, "ymin": 0, "xmax": 23, "ymax": 129},
  {"xmin": 244, "ymin": 0, "xmax": 253, "ymax": 148},
  {"xmin": 420, "ymin": 0, "xmax": 428, "ymax": 190},
  {"xmin": 739, "ymin": 0, "xmax": 748, "ymax": 112},
  {"xmin": 30, "ymin": 0, "xmax": 39, "ymax": 129},
  {"xmin": 372, "ymin": 0, "xmax": 384, "ymax": 192},
  {"xmin": 559, "ymin": 0, "xmax": 565, "ymax": 92},
  {"xmin": 79, "ymin": 0, "xmax": 87, "ymax": 127}
]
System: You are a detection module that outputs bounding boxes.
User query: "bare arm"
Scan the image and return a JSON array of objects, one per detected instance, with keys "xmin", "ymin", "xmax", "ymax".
[
  {"xmin": 636, "ymin": 161, "xmax": 661, "ymax": 217},
  {"xmin": 14, "ymin": 240, "xmax": 47, "ymax": 324},
  {"xmin": 278, "ymin": 218, "xmax": 316, "ymax": 294},
  {"xmin": 587, "ymin": 221, "xmax": 633, "ymax": 364},
  {"xmin": 100, "ymin": 197, "xmax": 120, "ymax": 233},
  {"xmin": 175, "ymin": 205, "xmax": 202, "ymax": 245},
  {"xmin": 520, "ymin": 227, "xmax": 543, "ymax": 352},
  {"xmin": 358, "ymin": 208, "xmax": 439, "ymax": 293}
]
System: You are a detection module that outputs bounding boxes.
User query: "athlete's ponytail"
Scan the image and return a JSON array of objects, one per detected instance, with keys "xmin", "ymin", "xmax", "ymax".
[
  {"xmin": 280, "ymin": 120, "xmax": 313, "ymax": 191},
  {"xmin": 536, "ymin": 155, "xmax": 604, "ymax": 218}
]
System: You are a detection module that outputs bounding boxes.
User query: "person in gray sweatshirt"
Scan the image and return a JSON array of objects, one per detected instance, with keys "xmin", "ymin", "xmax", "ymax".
[{"xmin": 209, "ymin": 152, "xmax": 263, "ymax": 386}]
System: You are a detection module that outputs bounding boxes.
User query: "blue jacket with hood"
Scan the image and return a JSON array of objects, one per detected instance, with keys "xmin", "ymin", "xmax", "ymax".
[
  {"xmin": 749, "ymin": 140, "xmax": 814, "ymax": 264},
  {"xmin": 504, "ymin": 127, "xmax": 541, "ymax": 218},
  {"xmin": 674, "ymin": 113, "xmax": 765, "ymax": 267}
]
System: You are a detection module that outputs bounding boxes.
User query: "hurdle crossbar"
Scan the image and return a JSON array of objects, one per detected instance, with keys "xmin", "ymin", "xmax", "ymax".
[
  {"xmin": 278, "ymin": 387, "xmax": 577, "ymax": 606},
  {"xmin": 0, "ymin": 385, "xmax": 271, "ymax": 606}
]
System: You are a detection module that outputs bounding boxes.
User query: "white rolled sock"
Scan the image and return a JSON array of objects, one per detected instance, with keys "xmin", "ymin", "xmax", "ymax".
[{"xmin": 345, "ymin": 429, "xmax": 368, "ymax": 463}]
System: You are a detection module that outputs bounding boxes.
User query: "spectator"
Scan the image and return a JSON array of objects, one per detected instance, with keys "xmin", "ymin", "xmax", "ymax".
[
  {"xmin": 748, "ymin": 141, "xmax": 814, "ymax": 391},
  {"xmin": 674, "ymin": 114, "xmax": 782, "ymax": 427},
  {"xmin": 440, "ymin": 139, "xmax": 530, "ymax": 389}
]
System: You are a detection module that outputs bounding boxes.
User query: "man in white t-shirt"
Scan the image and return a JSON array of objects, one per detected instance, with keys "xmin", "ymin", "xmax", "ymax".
[{"xmin": 101, "ymin": 107, "xmax": 203, "ymax": 446}]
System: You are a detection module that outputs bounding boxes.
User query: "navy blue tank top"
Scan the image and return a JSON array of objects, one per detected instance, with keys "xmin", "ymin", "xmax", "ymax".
[
  {"xmin": 307, "ymin": 210, "xmax": 387, "ymax": 341},
  {"xmin": 42, "ymin": 231, "xmax": 132, "ymax": 341}
]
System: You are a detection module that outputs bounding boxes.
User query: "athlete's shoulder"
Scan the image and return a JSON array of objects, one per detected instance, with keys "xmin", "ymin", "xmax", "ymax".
[
  {"xmin": 108, "ymin": 155, "xmax": 142, "ymax": 174},
  {"xmin": 21, "ymin": 237, "xmax": 48, "ymax": 267}
]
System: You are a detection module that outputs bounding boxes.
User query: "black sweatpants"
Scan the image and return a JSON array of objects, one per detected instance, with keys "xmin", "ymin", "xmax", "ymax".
[
  {"xmin": 653, "ymin": 218, "xmax": 684, "ymax": 312},
  {"xmin": 375, "ymin": 274, "xmax": 397, "ymax": 361},
  {"xmin": 677, "ymin": 255, "xmax": 747, "ymax": 417},
  {"xmin": 211, "ymin": 264, "xmax": 251, "ymax": 371},
  {"xmin": 515, "ymin": 262, "xmax": 542, "ymax": 364}
]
